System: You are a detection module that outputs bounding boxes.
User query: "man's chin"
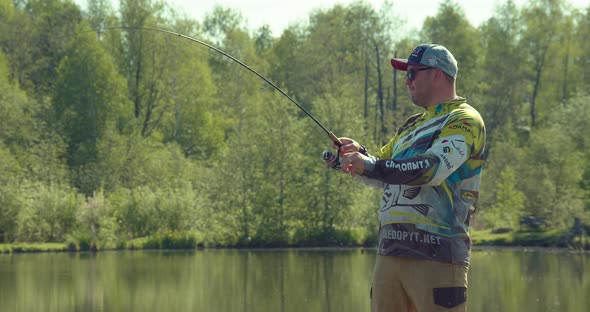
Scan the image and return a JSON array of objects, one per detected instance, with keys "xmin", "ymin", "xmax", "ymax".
[{"xmin": 410, "ymin": 96, "xmax": 424, "ymax": 107}]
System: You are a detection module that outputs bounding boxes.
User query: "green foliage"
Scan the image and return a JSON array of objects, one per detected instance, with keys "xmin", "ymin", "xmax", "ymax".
[
  {"xmin": 15, "ymin": 182, "xmax": 83, "ymax": 242},
  {"xmin": 481, "ymin": 167, "xmax": 526, "ymax": 230},
  {"xmin": 0, "ymin": 0, "xmax": 588, "ymax": 249},
  {"xmin": 109, "ymin": 182, "xmax": 206, "ymax": 239},
  {"xmin": 53, "ymin": 21, "xmax": 132, "ymax": 193},
  {"xmin": 93, "ymin": 133, "xmax": 202, "ymax": 192},
  {"xmin": 0, "ymin": 143, "xmax": 21, "ymax": 242},
  {"xmin": 421, "ymin": 0, "xmax": 481, "ymax": 96},
  {"xmin": 75, "ymin": 190, "xmax": 117, "ymax": 250},
  {"xmin": 0, "ymin": 52, "xmax": 36, "ymax": 145},
  {"xmin": 291, "ymin": 226, "xmax": 371, "ymax": 247},
  {"xmin": 143, "ymin": 230, "xmax": 197, "ymax": 249},
  {"xmin": 521, "ymin": 123, "xmax": 585, "ymax": 228},
  {"xmin": 477, "ymin": 1, "xmax": 527, "ymax": 138},
  {"xmin": 157, "ymin": 31, "xmax": 226, "ymax": 160},
  {"xmin": 0, "ymin": 242, "xmax": 68, "ymax": 253},
  {"xmin": 3, "ymin": 0, "xmax": 82, "ymax": 95},
  {"xmin": 471, "ymin": 228, "xmax": 572, "ymax": 247}
]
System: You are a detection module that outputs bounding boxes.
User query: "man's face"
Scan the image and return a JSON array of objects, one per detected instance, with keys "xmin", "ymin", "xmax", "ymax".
[{"xmin": 405, "ymin": 65, "xmax": 436, "ymax": 107}]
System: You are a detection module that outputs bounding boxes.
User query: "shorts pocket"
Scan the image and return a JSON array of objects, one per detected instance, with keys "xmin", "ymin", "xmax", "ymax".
[{"xmin": 433, "ymin": 287, "xmax": 467, "ymax": 308}]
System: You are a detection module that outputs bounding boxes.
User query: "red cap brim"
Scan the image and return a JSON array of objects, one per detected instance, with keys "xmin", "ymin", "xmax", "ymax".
[{"xmin": 391, "ymin": 58, "xmax": 408, "ymax": 71}]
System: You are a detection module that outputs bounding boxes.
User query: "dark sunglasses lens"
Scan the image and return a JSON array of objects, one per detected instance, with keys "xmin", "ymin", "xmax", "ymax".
[{"xmin": 407, "ymin": 70, "xmax": 414, "ymax": 81}]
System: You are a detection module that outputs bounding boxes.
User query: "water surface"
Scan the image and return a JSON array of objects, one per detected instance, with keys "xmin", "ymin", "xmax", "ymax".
[{"xmin": 0, "ymin": 247, "xmax": 587, "ymax": 311}]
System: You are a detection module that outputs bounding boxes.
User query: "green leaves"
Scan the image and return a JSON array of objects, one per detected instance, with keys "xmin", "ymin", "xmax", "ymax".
[
  {"xmin": 0, "ymin": 0, "xmax": 589, "ymax": 245},
  {"xmin": 482, "ymin": 167, "xmax": 526, "ymax": 230}
]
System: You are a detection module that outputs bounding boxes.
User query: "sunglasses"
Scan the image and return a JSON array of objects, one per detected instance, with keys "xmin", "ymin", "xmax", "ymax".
[{"xmin": 406, "ymin": 67, "xmax": 435, "ymax": 81}]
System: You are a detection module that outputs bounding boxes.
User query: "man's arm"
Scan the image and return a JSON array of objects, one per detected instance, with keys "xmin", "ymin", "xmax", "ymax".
[{"xmin": 342, "ymin": 115, "xmax": 485, "ymax": 186}]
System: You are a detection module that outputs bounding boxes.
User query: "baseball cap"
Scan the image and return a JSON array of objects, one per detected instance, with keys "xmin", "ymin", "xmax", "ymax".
[{"xmin": 391, "ymin": 44, "xmax": 458, "ymax": 78}]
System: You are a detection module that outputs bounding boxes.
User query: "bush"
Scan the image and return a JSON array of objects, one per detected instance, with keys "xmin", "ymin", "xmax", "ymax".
[
  {"xmin": 109, "ymin": 184, "xmax": 204, "ymax": 240},
  {"xmin": 65, "ymin": 231, "xmax": 96, "ymax": 251},
  {"xmin": 143, "ymin": 231, "xmax": 197, "ymax": 249},
  {"xmin": 75, "ymin": 190, "xmax": 119, "ymax": 250},
  {"xmin": 15, "ymin": 182, "xmax": 82, "ymax": 242},
  {"xmin": 519, "ymin": 216, "xmax": 545, "ymax": 232},
  {"xmin": 291, "ymin": 226, "xmax": 367, "ymax": 247}
]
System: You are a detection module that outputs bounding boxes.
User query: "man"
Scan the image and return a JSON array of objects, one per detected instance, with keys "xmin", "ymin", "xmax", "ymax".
[{"xmin": 335, "ymin": 44, "xmax": 485, "ymax": 311}]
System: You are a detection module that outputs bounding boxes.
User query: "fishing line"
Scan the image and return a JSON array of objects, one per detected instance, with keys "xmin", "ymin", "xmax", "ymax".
[{"xmin": 88, "ymin": 26, "xmax": 342, "ymax": 147}]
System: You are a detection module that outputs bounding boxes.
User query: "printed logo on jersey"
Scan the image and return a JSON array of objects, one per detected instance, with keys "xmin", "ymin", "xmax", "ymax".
[
  {"xmin": 439, "ymin": 153, "xmax": 453, "ymax": 169},
  {"xmin": 441, "ymin": 139, "xmax": 452, "ymax": 153},
  {"xmin": 403, "ymin": 187, "xmax": 421, "ymax": 200},
  {"xmin": 434, "ymin": 135, "xmax": 468, "ymax": 171},
  {"xmin": 441, "ymin": 138, "xmax": 466, "ymax": 156},
  {"xmin": 449, "ymin": 120, "xmax": 476, "ymax": 138},
  {"xmin": 385, "ymin": 159, "xmax": 431, "ymax": 171},
  {"xmin": 451, "ymin": 140, "xmax": 466, "ymax": 156},
  {"xmin": 382, "ymin": 190, "xmax": 393, "ymax": 207}
]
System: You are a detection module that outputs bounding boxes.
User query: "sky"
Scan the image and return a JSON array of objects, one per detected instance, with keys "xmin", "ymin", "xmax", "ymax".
[{"xmin": 161, "ymin": 0, "xmax": 590, "ymax": 34}]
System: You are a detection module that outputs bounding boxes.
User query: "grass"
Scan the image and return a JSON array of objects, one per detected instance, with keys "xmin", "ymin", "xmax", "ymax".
[
  {"xmin": 0, "ymin": 243, "xmax": 68, "ymax": 254},
  {"xmin": 1, "ymin": 229, "xmax": 586, "ymax": 253},
  {"xmin": 470, "ymin": 228, "xmax": 582, "ymax": 248}
]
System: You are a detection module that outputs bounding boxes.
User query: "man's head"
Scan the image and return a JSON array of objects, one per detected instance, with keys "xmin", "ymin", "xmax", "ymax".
[
  {"xmin": 390, "ymin": 44, "xmax": 459, "ymax": 107},
  {"xmin": 391, "ymin": 44, "xmax": 458, "ymax": 79}
]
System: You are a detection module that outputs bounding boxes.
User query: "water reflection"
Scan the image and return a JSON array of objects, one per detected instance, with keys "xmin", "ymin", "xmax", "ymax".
[{"xmin": 0, "ymin": 248, "xmax": 587, "ymax": 312}]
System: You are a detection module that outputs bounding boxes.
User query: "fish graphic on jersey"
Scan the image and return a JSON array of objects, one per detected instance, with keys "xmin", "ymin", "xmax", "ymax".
[{"xmin": 380, "ymin": 184, "xmax": 432, "ymax": 216}]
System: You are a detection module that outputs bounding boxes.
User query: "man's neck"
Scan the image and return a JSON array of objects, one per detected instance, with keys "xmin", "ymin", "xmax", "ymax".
[{"xmin": 423, "ymin": 95, "xmax": 458, "ymax": 108}]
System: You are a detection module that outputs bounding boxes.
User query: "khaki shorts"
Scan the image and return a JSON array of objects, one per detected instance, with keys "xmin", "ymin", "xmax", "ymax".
[{"xmin": 371, "ymin": 255, "xmax": 468, "ymax": 312}]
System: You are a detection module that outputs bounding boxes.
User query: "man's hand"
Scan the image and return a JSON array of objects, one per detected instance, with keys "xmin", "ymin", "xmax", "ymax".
[
  {"xmin": 340, "ymin": 152, "xmax": 369, "ymax": 175},
  {"xmin": 333, "ymin": 137, "xmax": 362, "ymax": 155}
]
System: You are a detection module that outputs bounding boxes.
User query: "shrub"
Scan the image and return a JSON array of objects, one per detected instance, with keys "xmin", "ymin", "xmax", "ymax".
[{"xmin": 143, "ymin": 230, "xmax": 197, "ymax": 249}]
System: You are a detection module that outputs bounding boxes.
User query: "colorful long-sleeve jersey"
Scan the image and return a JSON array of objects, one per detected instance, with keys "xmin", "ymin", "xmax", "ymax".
[{"xmin": 360, "ymin": 98, "xmax": 485, "ymax": 265}]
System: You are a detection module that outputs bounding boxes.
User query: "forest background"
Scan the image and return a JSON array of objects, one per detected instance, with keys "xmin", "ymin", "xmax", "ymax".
[{"xmin": 0, "ymin": 0, "xmax": 589, "ymax": 250}]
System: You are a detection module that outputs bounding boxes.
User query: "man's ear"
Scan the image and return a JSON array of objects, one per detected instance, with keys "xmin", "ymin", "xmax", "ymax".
[{"xmin": 434, "ymin": 68, "xmax": 444, "ymax": 80}]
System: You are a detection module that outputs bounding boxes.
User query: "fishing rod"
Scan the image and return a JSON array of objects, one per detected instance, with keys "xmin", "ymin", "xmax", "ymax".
[{"xmin": 91, "ymin": 26, "xmax": 343, "ymax": 147}]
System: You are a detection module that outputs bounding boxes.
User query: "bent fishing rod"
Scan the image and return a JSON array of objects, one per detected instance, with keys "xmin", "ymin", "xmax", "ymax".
[{"xmin": 90, "ymin": 26, "xmax": 342, "ymax": 147}]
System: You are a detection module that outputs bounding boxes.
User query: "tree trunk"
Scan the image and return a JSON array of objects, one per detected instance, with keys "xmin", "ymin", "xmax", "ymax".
[
  {"xmin": 133, "ymin": 34, "xmax": 142, "ymax": 118},
  {"xmin": 561, "ymin": 45, "xmax": 569, "ymax": 103},
  {"xmin": 364, "ymin": 48, "xmax": 369, "ymax": 119},
  {"xmin": 531, "ymin": 59, "xmax": 544, "ymax": 127},
  {"xmin": 375, "ymin": 42, "xmax": 385, "ymax": 139},
  {"xmin": 392, "ymin": 51, "xmax": 398, "ymax": 112}
]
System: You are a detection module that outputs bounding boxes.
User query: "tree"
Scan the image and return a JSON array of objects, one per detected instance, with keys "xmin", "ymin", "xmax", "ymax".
[
  {"xmin": 519, "ymin": 0, "xmax": 567, "ymax": 127},
  {"xmin": 421, "ymin": 0, "xmax": 481, "ymax": 97},
  {"xmin": 53, "ymin": 22, "xmax": 132, "ymax": 193},
  {"xmin": 16, "ymin": 182, "xmax": 82, "ymax": 242},
  {"xmin": 520, "ymin": 126, "xmax": 584, "ymax": 228},
  {"xmin": 15, "ymin": 0, "xmax": 82, "ymax": 97},
  {"xmin": 0, "ymin": 50, "xmax": 36, "ymax": 149},
  {"xmin": 482, "ymin": 167, "xmax": 526, "ymax": 230},
  {"xmin": 0, "ymin": 143, "xmax": 21, "ymax": 242},
  {"xmin": 85, "ymin": 0, "xmax": 115, "ymax": 32},
  {"xmin": 159, "ymin": 19, "xmax": 226, "ymax": 160},
  {"xmin": 120, "ymin": 0, "xmax": 182, "ymax": 138},
  {"xmin": 570, "ymin": 6, "xmax": 590, "ymax": 96},
  {"xmin": 548, "ymin": 95, "xmax": 590, "ymax": 219},
  {"xmin": 254, "ymin": 24, "xmax": 274, "ymax": 53},
  {"xmin": 203, "ymin": 5, "xmax": 245, "ymax": 45},
  {"xmin": 478, "ymin": 0, "xmax": 527, "ymax": 142},
  {"xmin": 0, "ymin": 0, "xmax": 36, "ymax": 91}
]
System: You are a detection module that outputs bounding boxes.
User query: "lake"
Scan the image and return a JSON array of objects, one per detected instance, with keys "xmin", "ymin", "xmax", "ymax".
[{"xmin": 0, "ymin": 247, "xmax": 588, "ymax": 312}]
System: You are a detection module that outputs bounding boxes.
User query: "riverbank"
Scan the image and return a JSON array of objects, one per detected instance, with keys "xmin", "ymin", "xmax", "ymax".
[
  {"xmin": 1, "ymin": 229, "xmax": 588, "ymax": 254},
  {"xmin": 470, "ymin": 229, "xmax": 588, "ymax": 250}
]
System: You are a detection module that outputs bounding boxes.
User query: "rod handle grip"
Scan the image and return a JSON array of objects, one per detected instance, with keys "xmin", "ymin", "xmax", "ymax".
[{"xmin": 328, "ymin": 132, "xmax": 343, "ymax": 147}]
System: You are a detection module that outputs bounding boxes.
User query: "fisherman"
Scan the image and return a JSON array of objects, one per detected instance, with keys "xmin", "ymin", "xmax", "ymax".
[{"xmin": 330, "ymin": 44, "xmax": 486, "ymax": 312}]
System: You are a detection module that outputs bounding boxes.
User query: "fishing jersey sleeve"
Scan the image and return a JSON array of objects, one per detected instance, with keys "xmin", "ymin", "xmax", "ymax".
[{"xmin": 364, "ymin": 105, "xmax": 485, "ymax": 186}]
